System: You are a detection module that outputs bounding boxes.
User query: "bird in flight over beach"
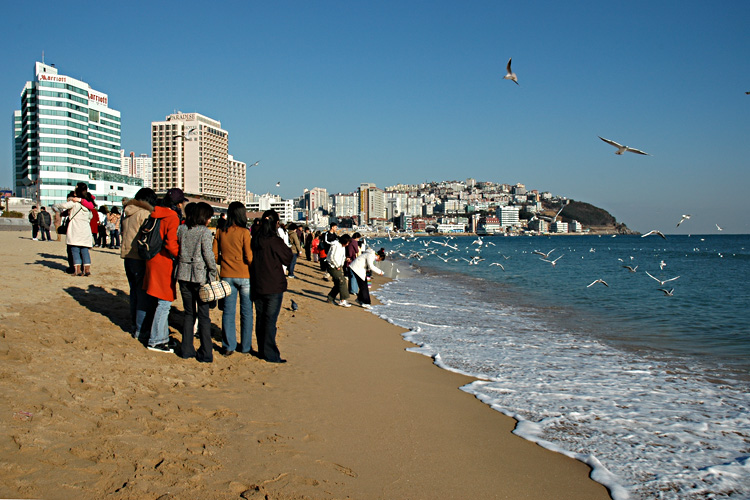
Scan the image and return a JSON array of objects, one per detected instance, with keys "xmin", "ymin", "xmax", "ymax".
[
  {"xmin": 658, "ymin": 288, "xmax": 675, "ymax": 296},
  {"xmin": 540, "ymin": 255, "xmax": 563, "ymax": 267},
  {"xmin": 659, "ymin": 260, "xmax": 667, "ymax": 270},
  {"xmin": 716, "ymin": 224, "xmax": 723, "ymax": 231},
  {"xmin": 489, "ymin": 262, "xmax": 505, "ymax": 270},
  {"xmin": 533, "ymin": 248, "xmax": 556, "ymax": 259},
  {"xmin": 641, "ymin": 230, "xmax": 666, "ymax": 239},
  {"xmin": 587, "ymin": 279, "xmax": 609, "ymax": 288},
  {"xmin": 645, "ymin": 271, "xmax": 680, "ymax": 286},
  {"xmin": 504, "ymin": 58, "xmax": 519, "ymax": 85},
  {"xmin": 676, "ymin": 214, "xmax": 691, "ymax": 227},
  {"xmin": 598, "ymin": 136, "xmax": 650, "ymax": 155},
  {"xmin": 276, "ymin": 182, "xmax": 281, "ymax": 187},
  {"xmin": 250, "ymin": 160, "xmax": 260, "ymax": 167},
  {"xmin": 622, "ymin": 265, "xmax": 638, "ymax": 273}
]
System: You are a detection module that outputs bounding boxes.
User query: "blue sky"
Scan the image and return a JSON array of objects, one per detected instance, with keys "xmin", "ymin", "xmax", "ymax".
[{"xmin": 2, "ymin": 0, "xmax": 748, "ymax": 234}]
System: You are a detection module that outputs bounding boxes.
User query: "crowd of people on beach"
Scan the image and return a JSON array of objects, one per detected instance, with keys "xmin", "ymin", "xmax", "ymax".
[{"xmin": 35, "ymin": 183, "xmax": 386, "ymax": 364}]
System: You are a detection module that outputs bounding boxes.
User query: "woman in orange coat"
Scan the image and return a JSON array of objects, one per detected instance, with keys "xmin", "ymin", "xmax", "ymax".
[{"xmin": 144, "ymin": 188, "xmax": 185, "ymax": 353}]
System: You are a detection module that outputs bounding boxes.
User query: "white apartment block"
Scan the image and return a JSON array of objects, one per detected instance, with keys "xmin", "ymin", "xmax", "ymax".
[
  {"xmin": 246, "ymin": 194, "xmax": 293, "ymax": 223},
  {"xmin": 331, "ymin": 193, "xmax": 358, "ymax": 218},
  {"xmin": 14, "ymin": 62, "xmax": 137, "ymax": 207},
  {"xmin": 121, "ymin": 150, "xmax": 152, "ymax": 189},
  {"xmin": 152, "ymin": 112, "xmax": 241, "ymax": 202},
  {"xmin": 359, "ymin": 183, "xmax": 386, "ymax": 224},
  {"xmin": 498, "ymin": 205, "xmax": 521, "ymax": 228},
  {"xmin": 568, "ymin": 220, "xmax": 583, "ymax": 233},
  {"xmin": 551, "ymin": 221, "xmax": 569, "ymax": 233},
  {"xmin": 227, "ymin": 155, "xmax": 247, "ymax": 204}
]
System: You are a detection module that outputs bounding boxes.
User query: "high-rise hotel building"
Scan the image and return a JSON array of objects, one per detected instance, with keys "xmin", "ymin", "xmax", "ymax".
[
  {"xmin": 152, "ymin": 112, "xmax": 246, "ymax": 203},
  {"xmin": 14, "ymin": 62, "xmax": 140, "ymax": 207}
]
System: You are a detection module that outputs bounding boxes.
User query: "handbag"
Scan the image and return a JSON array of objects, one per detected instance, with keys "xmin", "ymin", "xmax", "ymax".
[
  {"xmin": 199, "ymin": 280, "xmax": 231, "ymax": 303},
  {"xmin": 57, "ymin": 207, "xmax": 80, "ymax": 235}
]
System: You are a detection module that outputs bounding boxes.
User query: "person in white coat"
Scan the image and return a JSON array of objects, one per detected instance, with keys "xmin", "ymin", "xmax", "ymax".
[
  {"xmin": 57, "ymin": 191, "xmax": 94, "ymax": 276},
  {"xmin": 325, "ymin": 233, "xmax": 352, "ymax": 307},
  {"xmin": 348, "ymin": 247, "xmax": 386, "ymax": 308}
]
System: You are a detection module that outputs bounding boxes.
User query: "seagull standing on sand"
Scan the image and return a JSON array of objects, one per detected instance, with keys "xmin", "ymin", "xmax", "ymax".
[
  {"xmin": 291, "ymin": 299, "xmax": 298, "ymax": 311},
  {"xmin": 587, "ymin": 279, "xmax": 609, "ymax": 288},
  {"xmin": 598, "ymin": 136, "xmax": 650, "ymax": 155},
  {"xmin": 641, "ymin": 230, "xmax": 666, "ymax": 239},
  {"xmin": 504, "ymin": 58, "xmax": 519, "ymax": 85},
  {"xmin": 676, "ymin": 214, "xmax": 691, "ymax": 228}
]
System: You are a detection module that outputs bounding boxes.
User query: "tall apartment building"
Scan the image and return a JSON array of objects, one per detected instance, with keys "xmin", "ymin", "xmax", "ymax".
[
  {"xmin": 227, "ymin": 155, "xmax": 247, "ymax": 204},
  {"xmin": 121, "ymin": 150, "xmax": 152, "ymax": 189},
  {"xmin": 152, "ymin": 112, "xmax": 243, "ymax": 202},
  {"xmin": 14, "ymin": 62, "xmax": 139, "ymax": 207},
  {"xmin": 331, "ymin": 193, "xmax": 358, "ymax": 218},
  {"xmin": 359, "ymin": 183, "xmax": 385, "ymax": 225}
]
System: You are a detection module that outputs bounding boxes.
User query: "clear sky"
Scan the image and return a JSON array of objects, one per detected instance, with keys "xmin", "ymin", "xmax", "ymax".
[{"xmin": 2, "ymin": 0, "xmax": 748, "ymax": 234}]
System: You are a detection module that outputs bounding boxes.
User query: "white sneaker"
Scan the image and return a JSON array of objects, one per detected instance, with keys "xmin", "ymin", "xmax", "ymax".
[
  {"xmin": 33, "ymin": 238, "xmax": 38, "ymax": 241},
  {"xmin": 361, "ymin": 303, "xmax": 372, "ymax": 309},
  {"xmin": 338, "ymin": 300, "xmax": 351, "ymax": 308}
]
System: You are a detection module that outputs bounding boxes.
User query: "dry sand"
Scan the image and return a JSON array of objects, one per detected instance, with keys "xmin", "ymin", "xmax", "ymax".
[{"xmin": 0, "ymin": 232, "xmax": 611, "ymax": 499}]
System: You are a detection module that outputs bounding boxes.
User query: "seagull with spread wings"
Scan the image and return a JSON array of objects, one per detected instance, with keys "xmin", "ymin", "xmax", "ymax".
[
  {"xmin": 645, "ymin": 271, "xmax": 680, "ymax": 286},
  {"xmin": 676, "ymin": 214, "xmax": 691, "ymax": 227},
  {"xmin": 598, "ymin": 136, "xmax": 650, "ymax": 155},
  {"xmin": 587, "ymin": 279, "xmax": 609, "ymax": 288},
  {"xmin": 641, "ymin": 230, "xmax": 666, "ymax": 239}
]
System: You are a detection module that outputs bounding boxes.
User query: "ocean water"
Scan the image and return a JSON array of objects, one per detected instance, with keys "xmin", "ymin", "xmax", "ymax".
[{"xmin": 366, "ymin": 234, "xmax": 750, "ymax": 500}]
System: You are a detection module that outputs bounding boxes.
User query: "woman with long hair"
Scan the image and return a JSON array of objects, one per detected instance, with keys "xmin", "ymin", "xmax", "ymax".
[
  {"xmin": 143, "ymin": 188, "xmax": 185, "ymax": 353},
  {"xmin": 56, "ymin": 185, "xmax": 94, "ymax": 276},
  {"xmin": 212, "ymin": 201, "xmax": 253, "ymax": 356},
  {"xmin": 250, "ymin": 210, "xmax": 293, "ymax": 363},
  {"xmin": 176, "ymin": 202, "xmax": 217, "ymax": 363},
  {"xmin": 107, "ymin": 206, "xmax": 121, "ymax": 249}
]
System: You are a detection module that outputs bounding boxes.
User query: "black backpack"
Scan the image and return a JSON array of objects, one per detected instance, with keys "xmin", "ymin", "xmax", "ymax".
[{"xmin": 136, "ymin": 217, "xmax": 163, "ymax": 260}]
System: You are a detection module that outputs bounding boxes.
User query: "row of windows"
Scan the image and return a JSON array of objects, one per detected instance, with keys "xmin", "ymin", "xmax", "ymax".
[
  {"xmin": 38, "ymin": 99, "xmax": 87, "ymax": 113},
  {"xmin": 90, "ymin": 124, "xmax": 120, "ymax": 138},
  {"xmin": 40, "ymin": 161, "xmax": 90, "ymax": 171},
  {"xmin": 40, "ymin": 146, "xmax": 89, "ymax": 158},
  {"xmin": 39, "ymin": 108, "xmax": 89, "ymax": 122},
  {"xmin": 40, "ymin": 136, "xmax": 88, "ymax": 149},
  {"xmin": 100, "ymin": 112, "xmax": 120, "ymax": 122},
  {"xmin": 39, "ymin": 119, "xmax": 88, "ymax": 131},
  {"xmin": 37, "ymin": 90, "xmax": 88, "ymax": 105},
  {"xmin": 90, "ymin": 139, "xmax": 119, "ymax": 150},
  {"xmin": 38, "ymin": 81, "xmax": 89, "ymax": 97},
  {"xmin": 100, "ymin": 119, "xmax": 121, "ymax": 130},
  {"xmin": 90, "ymin": 146, "xmax": 120, "ymax": 158},
  {"xmin": 89, "ymin": 154, "xmax": 121, "ymax": 166},
  {"xmin": 89, "ymin": 131, "xmax": 120, "ymax": 143}
]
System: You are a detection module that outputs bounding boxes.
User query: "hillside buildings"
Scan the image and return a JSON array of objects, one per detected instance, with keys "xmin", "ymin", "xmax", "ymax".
[
  {"xmin": 14, "ymin": 62, "xmax": 140, "ymax": 207},
  {"xmin": 121, "ymin": 151, "xmax": 152, "ymax": 189}
]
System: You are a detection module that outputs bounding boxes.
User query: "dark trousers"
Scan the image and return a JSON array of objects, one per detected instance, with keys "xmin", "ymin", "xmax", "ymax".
[
  {"xmin": 354, "ymin": 274, "xmax": 371, "ymax": 305},
  {"xmin": 39, "ymin": 227, "xmax": 51, "ymax": 241},
  {"xmin": 109, "ymin": 229, "xmax": 120, "ymax": 248},
  {"xmin": 288, "ymin": 252, "xmax": 298, "ymax": 277},
  {"xmin": 305, "ymin": 247, "xmax": 311, "ymax": 260},
  {"xmin": 124, "ymin": 258, "xmax": 149, "ymax": 338},
  {"xmin": 32, "ymin": 224, "xmax": 39, "ymax": 239},
  {"xmin": 328, "ymin": 267, "xmax": 350, "ymax": 300},
  {"xmin": 97, "ymin": 226, "xmax": 107, "ymax": 247},
  {"xmin": 179, "ymin": 281, "xmax": 213, "ymax": 363},
  {"xmin": 253, "ymin": 293, "xmax": 283, "ymax": 362}
]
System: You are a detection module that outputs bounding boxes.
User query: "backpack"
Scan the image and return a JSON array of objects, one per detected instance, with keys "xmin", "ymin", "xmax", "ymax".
[{"xmin": 136, "ymin": 216, "xmax": 163, "ymax": 260}]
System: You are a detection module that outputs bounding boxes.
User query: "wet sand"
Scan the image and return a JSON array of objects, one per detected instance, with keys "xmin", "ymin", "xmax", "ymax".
[{"xmin": 0, "ymin": 232, "xmax": 610, "ymax": 499}]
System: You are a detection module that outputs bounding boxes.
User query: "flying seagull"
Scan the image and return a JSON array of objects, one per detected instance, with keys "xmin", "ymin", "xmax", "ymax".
[
  {"xmin": 641, "ymin": 230, "xmax": 666, "ymax": 239},
  {"xmin": 250, "ymin": 160, "xmax": 260, "ymax": 167},
  {"xmin": 276, "ymin": 182, "xmax": 281, "ymax": 187},
  {"xmin": 587, "ymin": 279, "xmax": 609, "ymax": 288},
  {"xmin": 540, "ymin": 255, "xmax": 563, "ymax": 267},
  {"xmin": 533, "ymin": 248, "xmax": 556, "ymax": 259},
  {"xmin": 598, "ymin": 136, "xmax": 649, "ymax": 155},
  {"xmin": 175, "ymin": 126, "xmax": 197, "ymax": 141},
  {"xmin": 489, "ymin": 262, "xmax": 505, "ymax": 270},
  {"xmin": 504, "ymin": 58, "xmax": 519, "ymax": 85},
  {"xmin": 622, "ymin": 265, "xmax": 638, "ymax": 273},
  {"xmin": 676, "ymin": 214, "xmax": 691, "ymax": 227},
  {"xmin": 645, "ymin": 271, "xmax": 680, "ymax": 286},
  {"xmin": 658, "ymin": 288, "xmax": 675, "ymax": 296},
  {"xmin": 716, "ymin": 224, "xmax": 723, "ymax": 231}
]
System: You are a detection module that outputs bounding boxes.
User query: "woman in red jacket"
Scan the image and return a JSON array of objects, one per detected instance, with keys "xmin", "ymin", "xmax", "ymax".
[{"xmin": 144, "ymin": 188, "xmax": 185, "ymax": 353}]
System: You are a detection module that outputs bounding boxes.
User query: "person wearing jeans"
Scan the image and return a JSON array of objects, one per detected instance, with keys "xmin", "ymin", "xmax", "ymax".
[
  {"xmin": 213, "ymin": 201, "xmax": 253, "ymax": 356},
  {"xmin": 253, "ymin": 292, "xmax": 284, "ymax": 362},
  {"xmin": 221, "ymin": 277, "xmax": 253, "ymax": 354}
]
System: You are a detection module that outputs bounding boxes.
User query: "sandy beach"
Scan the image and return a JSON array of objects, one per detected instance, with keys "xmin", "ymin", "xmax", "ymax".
[{"xmin": 0, "ymin": 231, "xmax": 610, "ymax": 500}]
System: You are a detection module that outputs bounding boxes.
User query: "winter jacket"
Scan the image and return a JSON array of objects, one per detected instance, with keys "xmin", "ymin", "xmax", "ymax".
[
  {"xmin": 176, "ymin": 225, "xmax": 217, "ymax": 284},
  {"xmin": 250, "ymin": 235, "xmax": 293, "ymax": 296},
  {"xmin": 120, "ymin": 199, "xmax": 153, "ymax": 260},
  {"xmin": 349, "ymin": 248, "xmax": 385, "ymax": 281},
  {"xmin": 143, "ymin": 206, "xmax": 180, "ymax": 302},
  {"xmin": 58, "ymin": 201, "xmax": 93, "ymax": 247},
  {"xmin": 213, "ymin": 226, "xmax": 252, "ymax": 278},
  {"xmin": 288, "ymin": 229, "xmax": 303, "ymax": 254},
  {"xmin": 37, "ymin": 210, "xmax": 52, "ymax": 229},
  {"xmin": 326, "ymin": 240, "xmax": 347, "ymax": 269}
]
